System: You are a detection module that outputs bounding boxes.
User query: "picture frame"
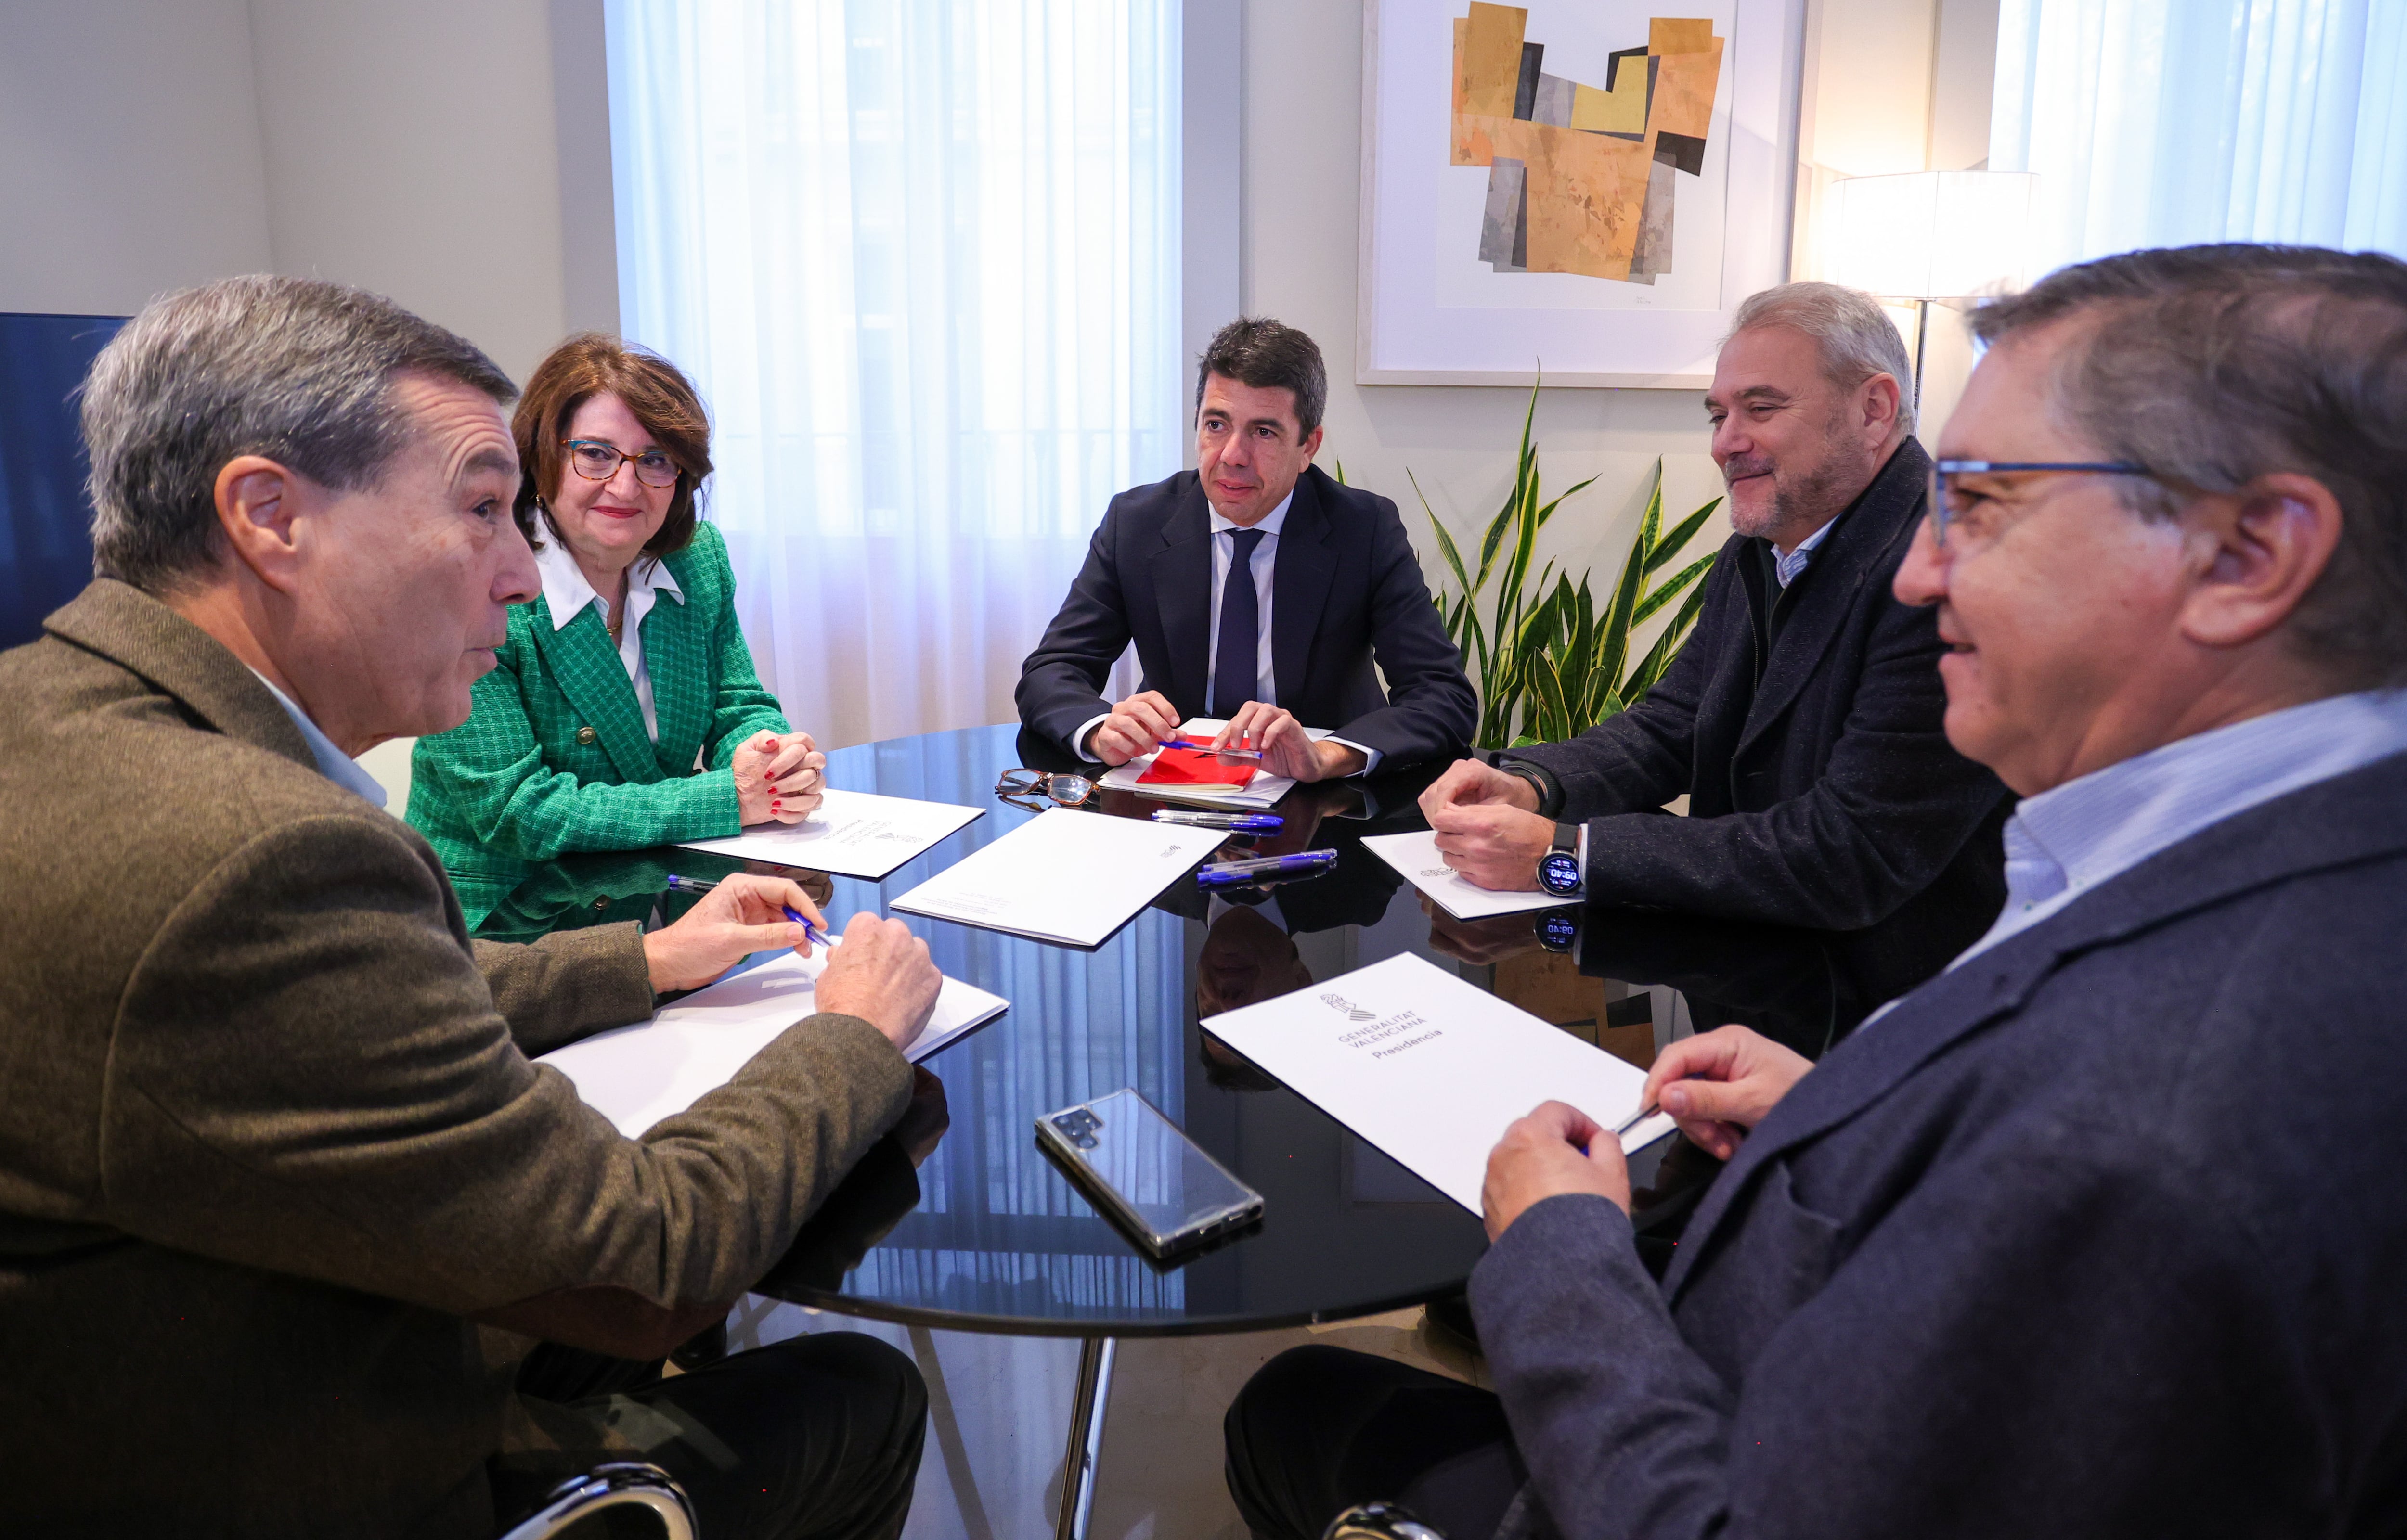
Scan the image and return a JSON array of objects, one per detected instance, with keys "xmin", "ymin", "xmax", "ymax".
[{"xmin": 1357, "ymin": 0, "xmax": 1807, "ymax": 388}]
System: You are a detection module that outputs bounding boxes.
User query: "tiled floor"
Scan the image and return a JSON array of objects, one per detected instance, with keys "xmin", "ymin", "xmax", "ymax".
[{"xmin": 726, "ymin": 1298, "xmax": 1488, "ymax": 1540}]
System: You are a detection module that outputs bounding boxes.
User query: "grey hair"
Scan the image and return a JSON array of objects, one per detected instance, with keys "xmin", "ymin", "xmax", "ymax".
[
  {"xmin": 1725, "ymin": 281, "xmax": 1917, "ymax": 436},
  {"xmin": 1971, "ymin": 244, "xmax": 2407, "ymax": 690},
  {"xmin": 82, "ymin": 275, "xmax": 517, "ymax": 594}
]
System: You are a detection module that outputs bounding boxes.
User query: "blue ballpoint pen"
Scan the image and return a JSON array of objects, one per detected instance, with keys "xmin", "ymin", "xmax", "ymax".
[
  {"xmin": 1195, "ymin": 849, "xmax": 1339, "ymax": 887},
  {"xmin": 1151, "ymin": 809, "xmax": 1284, "ymax": 832},
  {"xmin": 663, "ymin": 873, "xmax": 839, "ymax": 948},
  {"xmin": 1158, "ymin": 737, "xmax": 1266, "ymax": 762}
]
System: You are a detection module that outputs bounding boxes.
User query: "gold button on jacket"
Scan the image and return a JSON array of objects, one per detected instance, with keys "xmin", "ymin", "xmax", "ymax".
[{"xmin": 576, "ymin": 725, "xmax": 598, "ymax": 745}]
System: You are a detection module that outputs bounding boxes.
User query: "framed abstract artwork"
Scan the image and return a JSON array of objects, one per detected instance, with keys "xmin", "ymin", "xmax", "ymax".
[{"xmin": 1358, "ymin": 0, "xmax": 1806, "ymax": 387}]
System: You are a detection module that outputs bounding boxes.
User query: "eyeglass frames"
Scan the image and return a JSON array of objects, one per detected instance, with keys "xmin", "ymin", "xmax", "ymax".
[
  {"xmin": 994, "ymin": 768, "xmax": 1098, "ymax": 812},
  {"xmin": 1926, "ymin": 459, "xmax": 2150, "ymax": 548},
  {"xmin": 562, "ymin": 438, "xmax": 683, "ymax": 488}
]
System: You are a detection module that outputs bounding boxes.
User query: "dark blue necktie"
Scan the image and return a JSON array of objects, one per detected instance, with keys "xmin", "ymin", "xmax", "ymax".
[{"xmin": 1211, "ymin": 527, "xmax": 1267, "ymax": 720}]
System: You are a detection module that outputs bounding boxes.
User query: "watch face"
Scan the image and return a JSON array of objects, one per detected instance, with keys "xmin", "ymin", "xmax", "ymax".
[
  {"xmin": 1538, "ymin": 851, "xmax": 1582, "ymax": 896},
  {"xmin": 1538, "ymin": 911, "xmax": 1579, "ymax": 951}
]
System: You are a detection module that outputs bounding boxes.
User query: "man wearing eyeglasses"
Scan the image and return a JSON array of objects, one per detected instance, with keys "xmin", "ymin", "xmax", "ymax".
[
  {"xmin": 1417, "ymin": 282, "xmax": 2010, "ymax": 1002},
  {"xmin": 1226, "ymin": 244, "xmax": 2407, "ymax": 1540}
]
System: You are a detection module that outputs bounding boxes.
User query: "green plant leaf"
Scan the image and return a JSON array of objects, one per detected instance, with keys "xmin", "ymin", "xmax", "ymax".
[
  {"xmin": 1414, "ymin": 468, "xmax": 1475, "ymax": 604},
  {"xmin": 1592, "ymin": 509, "xmax": 1649, "ymax": 695},
  {"xmin": 1474, "ymin": 489, "xmax": 1514, "ymax": 594},
  {"xmin": 1622, "ymin": 573, "xmax": 1712, "ymax": 701},
  {"xmin": 1632, "ymin": 549, "xmax": 1715, "ymax": 625},
  {"xmin": 1634, "ymin": 458, "xmax": 1664, "ymax": 564},
  {"xmin": 1528, "ymin": 658, "xmax": 1571, "ymax": 746},
  {"xmin": 1535, "ymin": 473, "xmax": 1598, "ymax": 530},
  {"xmin": 1645, "ymin": 495, "xmax": 1723, "ymax": 576}
]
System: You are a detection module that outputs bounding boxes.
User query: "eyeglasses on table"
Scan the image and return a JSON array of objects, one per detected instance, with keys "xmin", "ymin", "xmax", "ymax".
[{"xmin": 994, "ymin": 768, "xmax": 1097, "ymax": 813}]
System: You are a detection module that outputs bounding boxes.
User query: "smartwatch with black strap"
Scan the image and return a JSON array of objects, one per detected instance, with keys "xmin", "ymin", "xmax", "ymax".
[{"xmin": 1536, "ymin": 821, "xmax": 1583, "ymax": 898}]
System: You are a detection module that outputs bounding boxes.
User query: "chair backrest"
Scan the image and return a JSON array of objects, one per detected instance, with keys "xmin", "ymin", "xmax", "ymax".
[
  {"xmin": 496, "ymin": 1461, "xmax": 698, "ymax": 1540},
  {"xmin": 0, "ymin": 311, "xmax": 126, "ymax": 649}
]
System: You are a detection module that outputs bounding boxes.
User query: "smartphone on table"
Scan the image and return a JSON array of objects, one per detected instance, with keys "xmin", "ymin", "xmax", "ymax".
[{"xmin": 1035, "ymin": 1088, "xmax": 1265, "ymax": 1258}]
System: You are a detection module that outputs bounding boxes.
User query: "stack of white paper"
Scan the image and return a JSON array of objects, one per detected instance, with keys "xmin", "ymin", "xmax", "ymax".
[
  {"xmin": 675, "ymin": 787, "xmax": 984, "ymax": 881},
  {"xmin": 890, "ymin": 807, "xmax": 1227, "ymax": 946},
  {"xmin": 1097, "ymin": 717, "xmax": 1334, "ymax": 809},
  {"xmin": 1360, "ymin": 829, "xmax": 1580, "ymax": 919},
  {"xmin": 1201, "ymin": 952, "xmax": 1675, "ymax": 1214},
  {"xmin": 535, "ymin": 950, "xmax": 1007, "ymax": 1138}
]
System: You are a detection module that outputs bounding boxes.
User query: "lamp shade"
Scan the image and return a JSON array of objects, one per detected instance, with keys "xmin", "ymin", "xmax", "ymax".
[{"xmin": 1826, "ymin": 171, "xmax": 2036, "ymax": 300}]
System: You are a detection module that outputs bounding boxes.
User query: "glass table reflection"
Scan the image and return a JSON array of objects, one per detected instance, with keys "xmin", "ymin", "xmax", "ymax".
[{"xmin": 475, "ymin": 724, "xmax": 1887, "ymax": 1536}]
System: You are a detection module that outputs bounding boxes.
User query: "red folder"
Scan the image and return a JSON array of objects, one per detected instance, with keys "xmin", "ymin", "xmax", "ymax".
[{"xmin": 1137, "ymin": 745, "xmax": 1258, "ymax": 788}]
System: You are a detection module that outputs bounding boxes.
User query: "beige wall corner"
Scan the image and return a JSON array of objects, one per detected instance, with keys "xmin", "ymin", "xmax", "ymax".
[
  {"xmin": 244, "ymin": 0, "xmax": 572, "ymax": 385},
  {"xmin": 0, "ymin": 0, "xmax": 275, "ymax": 314}
]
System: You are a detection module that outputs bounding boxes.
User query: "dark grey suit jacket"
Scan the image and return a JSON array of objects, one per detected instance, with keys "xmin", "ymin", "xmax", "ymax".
[
  {"xmin": 1469, "ymin": 750, "xmax": 2407, "ymax": 1538},
  {"xmin": 1503, "ymin": 442, "xmax": 2008, "ymax": 989},
  {"xmin": 1015, "ymin": 464, "xmax": 1476, "ymax": 767}
]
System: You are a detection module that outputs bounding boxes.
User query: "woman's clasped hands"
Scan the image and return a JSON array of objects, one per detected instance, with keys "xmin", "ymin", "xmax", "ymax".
[{"xmin": 733, "ymin": 730, "xmax": 828, "ymax": 823}]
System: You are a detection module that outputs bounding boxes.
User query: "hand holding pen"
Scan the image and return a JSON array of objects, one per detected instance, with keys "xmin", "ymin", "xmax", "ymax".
[
  {"xmin": 645, "ymin": 872, "xmax": 836, "ymax": 994},
  {"xmin": 1636, "ymin": 1025, "xmax": 1815, "ymax": 1162},
  {"xmin": 665, "ymin": 873, "xmax": 840, "ymax": 950}
]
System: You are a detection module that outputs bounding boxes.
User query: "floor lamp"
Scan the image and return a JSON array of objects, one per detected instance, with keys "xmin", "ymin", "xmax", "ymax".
[{"xmin": 1825, "ymin": 170, "xmax": 2037, "ymax": 414}]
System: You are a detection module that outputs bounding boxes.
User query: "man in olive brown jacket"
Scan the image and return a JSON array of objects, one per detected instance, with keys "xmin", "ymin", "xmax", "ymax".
[{"xmin": 0, "ymin": 277, "xmax": 940, "ymax": 1539}]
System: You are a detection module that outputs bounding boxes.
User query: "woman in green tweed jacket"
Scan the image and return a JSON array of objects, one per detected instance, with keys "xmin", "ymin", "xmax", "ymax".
[{"xmin": 408, "ymin": 335, "xmax": 825, "ymax": 899}]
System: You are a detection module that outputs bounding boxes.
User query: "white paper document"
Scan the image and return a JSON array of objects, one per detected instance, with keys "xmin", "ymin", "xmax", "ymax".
[
  {"xmin": 535, "ymin": 950, "xmax": 1007, "ymax": 1137},
  {"xmin": 889, "ymin": 807, "xmax": 1227, "ymax": 947},
  {"xmin": 1201, "ymin": 952, "xmax": 1675, "ymax": 1214},
  {"xmin": 1096, "ymin": 717, "xmax": 1335, "ymax": 809},
  {"xmin": 1359, "ymin": 830, "xmax": 1580, "ymax": 920},
  {"xmin": 675, "ymin": 787, "xmax": 984, "ymax": 880}
]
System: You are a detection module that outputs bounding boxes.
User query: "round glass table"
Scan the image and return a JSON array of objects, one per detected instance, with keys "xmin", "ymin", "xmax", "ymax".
[{"xmin": 470, "ymin": 723, "xmax": 1877, "ymax": 1537}]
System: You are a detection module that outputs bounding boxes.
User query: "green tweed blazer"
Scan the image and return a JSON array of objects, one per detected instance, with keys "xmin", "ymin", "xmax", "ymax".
[
  {"xmin": 408, "ymin": 521, "xmax": 789, "ymax": 896},
  {"xmin": 0, "ymin": 582, "xmax": 912, "ymax": 1538}
]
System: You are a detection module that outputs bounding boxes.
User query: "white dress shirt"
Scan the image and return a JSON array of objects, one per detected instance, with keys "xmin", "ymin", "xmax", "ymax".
[
  {"xmin": 535, "ymin": 537, "xmax": 685, "ymax": 742},
  {"xmin": 246, "ymin": 668, "xmax": 388, "ymax": 808},
  {"xmin": 1858, "ymin": 688, "xmax": 2407, "ymax": 1031},
  {"xmin": 1077, "ymin": 488, "xmax": 1379, "ymax": 770}
]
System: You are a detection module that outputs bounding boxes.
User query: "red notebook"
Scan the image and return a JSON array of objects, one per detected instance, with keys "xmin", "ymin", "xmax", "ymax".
[{"xmin": 1137, "ymin": 745, "xmax": 1258, "ymax": 788}]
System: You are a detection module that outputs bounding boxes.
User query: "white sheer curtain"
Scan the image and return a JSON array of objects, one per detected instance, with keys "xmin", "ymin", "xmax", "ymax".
[
  {"xmin": 1991, "ymin": 0, "xmax": 2407, "ymax": 276},
  {"xmin": 605, "ymin": 0, "xmax": 1182, "ymax": 747}
]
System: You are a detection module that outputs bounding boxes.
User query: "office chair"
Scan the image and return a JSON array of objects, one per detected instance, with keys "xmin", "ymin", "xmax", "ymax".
[
  {"xmin": 1324, "ymin": 1502, "xmax": 1446, "ymax": 1540},
  {"xmin": 0, "ymin": 311, "xmax": 125, "ymax": 649},
  {"xmin": 496, "ymin": 1461, "xmax": 697, "ymax": 1540}
]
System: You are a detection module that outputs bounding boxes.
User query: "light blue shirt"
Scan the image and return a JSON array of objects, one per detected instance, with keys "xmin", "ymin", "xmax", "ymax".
[
  {"xmin": 1962, "ymin": 688, "xmax": 2407, "ymax": 963},
  {"xmin": 246, "ymin": 668, "xmax": 388, "ymax": 809},
  {"xmin": 1858, "ymin": 688, "xmax": 2407, "ymax": 1030},
  {"xmin": 1773, "ymin": 516, "xmax": 1835, "ymax": 589}
]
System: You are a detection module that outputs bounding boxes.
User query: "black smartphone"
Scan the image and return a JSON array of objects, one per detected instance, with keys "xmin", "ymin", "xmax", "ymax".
[{"xmin": 1035, "ymin": 1088, "xmax": 1266, "ymax": 1258}]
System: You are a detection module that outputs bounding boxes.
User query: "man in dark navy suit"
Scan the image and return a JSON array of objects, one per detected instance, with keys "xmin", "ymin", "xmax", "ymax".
[
  {"xmin": 1225, "ymin": 246, "xmax": 2407, "ymax": 1539},
  {"xmin": 1418, "ymin": 284, "xmax": 2009, "ymax": 990},
  {"xmin": 1016, "ymin": 318, "xmax": 1475, "ymax": 780}
]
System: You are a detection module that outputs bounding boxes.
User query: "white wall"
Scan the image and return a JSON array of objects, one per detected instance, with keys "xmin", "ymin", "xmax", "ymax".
[
  {"xmin": 2, "ymin": 0, "xmax": 595, "ymax": 803},
  {"xmin": 7, "ymin": 0, "xmax": 1993, "ymax": 773},
  {"xmin": 0, "ymin": 0, "xmax": 275, "ymax": 314},
  {"xmin": 0, "ymin": 0, "xmax": 584, "ymax": 382},
  {"xmin": 244, "ymin": 0, "xmax": 575, "ymax": 385}
]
